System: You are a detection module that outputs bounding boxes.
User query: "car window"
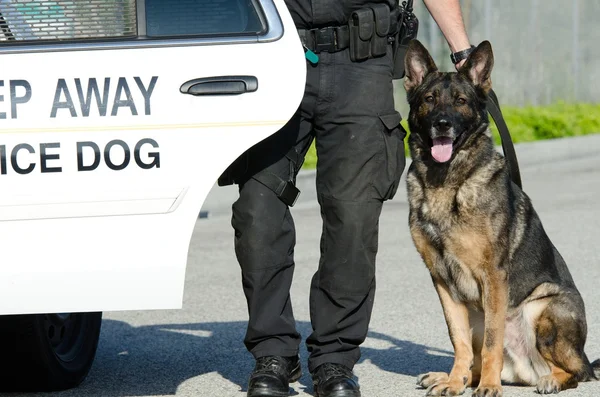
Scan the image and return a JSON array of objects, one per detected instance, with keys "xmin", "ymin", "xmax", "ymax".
[
  {"xmin": 0, "ymin": 0, "xmax": 265, "ymax": 43},
  {"xmin": 145, "ymin": 0, "xmax": 265, "ymax": 37},
  {"xmin": 0, "ymin": 0, "xmax": 137, "ymax": 41}
]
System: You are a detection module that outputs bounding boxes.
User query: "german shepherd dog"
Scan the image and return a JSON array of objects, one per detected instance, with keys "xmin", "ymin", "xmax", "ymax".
[{"xmin": 403, "ymin": 39, "xmax": 600, "ymax": 396}]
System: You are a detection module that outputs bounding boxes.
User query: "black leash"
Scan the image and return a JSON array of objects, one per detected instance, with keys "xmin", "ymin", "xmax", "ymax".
[{"xmin": 487, "ymin": 89, "xmax": 522, "ymax": 189}]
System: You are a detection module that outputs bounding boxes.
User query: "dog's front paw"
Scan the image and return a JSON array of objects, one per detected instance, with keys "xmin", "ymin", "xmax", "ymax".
[
  {"xmin": 473, "ymin": 384, "xmax": 502, "ymax": 397},
  {"xmin": 424, "ymin": 379, "xmax": 467, "ymax": 396},
  {"xmin": 417, "ymin": 372, "xmax": 449, "ymax": 389}
]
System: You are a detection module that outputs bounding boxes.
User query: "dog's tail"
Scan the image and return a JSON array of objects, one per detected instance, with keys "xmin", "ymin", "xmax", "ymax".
[
  {"xmin": 592, "ymin": 359, "xmax": 600, "ymax": 380},
  {"xmin": 578, "ymin": 355, "xmax": 600, "ymax": 382}
]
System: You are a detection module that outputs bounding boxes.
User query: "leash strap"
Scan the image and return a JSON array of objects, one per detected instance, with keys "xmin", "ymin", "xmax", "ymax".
[{"xmin": 487, "ymin": 89, "xmax": 523, "ymax": 189}]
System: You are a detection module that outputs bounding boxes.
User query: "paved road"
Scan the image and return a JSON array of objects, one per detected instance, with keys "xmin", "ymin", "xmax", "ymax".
[{"xmin": 18, "ymin": 135, "xmax": 600, "ymax": 397}]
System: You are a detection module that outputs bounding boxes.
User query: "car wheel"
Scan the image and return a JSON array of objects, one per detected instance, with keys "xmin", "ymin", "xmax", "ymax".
[{"xmin": 0, "ymin": 312, "xmax": 102, "ymax": 391}]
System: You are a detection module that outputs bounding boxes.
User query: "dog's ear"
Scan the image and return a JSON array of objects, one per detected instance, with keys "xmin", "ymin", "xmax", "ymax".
[
  {"xmin": 404, "ymin": 39, "xmax": 438, "ymax": 92},
  {"xmin": 460, "ymin": 41, "xmax": 494, "ymax": 93}
]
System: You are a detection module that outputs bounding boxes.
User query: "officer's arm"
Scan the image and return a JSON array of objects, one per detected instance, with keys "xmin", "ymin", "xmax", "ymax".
[{"xmin": 422, "ymin": 0, "xmax": 471, "ymax": 68}]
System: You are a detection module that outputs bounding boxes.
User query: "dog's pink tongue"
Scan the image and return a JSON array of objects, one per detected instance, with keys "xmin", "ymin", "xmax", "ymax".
[{"xmin": 431, "ymin": 137, "xmax": 453, "ymax": 163}]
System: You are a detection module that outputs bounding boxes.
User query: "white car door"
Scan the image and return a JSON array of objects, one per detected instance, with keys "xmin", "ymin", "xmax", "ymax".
[{"xmin": 0, "ymin": 0, "xmax": 306, "ymax": 315}]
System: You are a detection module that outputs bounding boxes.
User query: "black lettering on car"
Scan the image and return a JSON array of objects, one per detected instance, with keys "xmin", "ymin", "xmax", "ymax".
[
  {"xmin": 0, "ymin": 80, "xmax": 33, "ymax": 120},
  {"xmin": 111, "ymin": 78, "xmax": 137, "ymax": 116},
  {"xmin": 40, "ymin": 143, "xmax": 62, "ymax": 173},
  {"xmin": 51, "ymin": 79, "xmax": 77, "ymax": 118},
  {"xmin": 134, "ymin": 77, "xmax": 158, "ymax": 116},
  {"xmin": 77, "ymin": 141, "xmax": 101, "ymax": 171},
  {"xmin": 134, "ymin": 138, "xmax": 160, "ymax": 169},
  {"xmin": 104, "ymin": 139, "xmax": 131, "ymax": 171},
  {"xmin": 1, "ymin": 143, "xmax": 62, "ymax": 174},
  {"xmin": 75, "ymin": 78, "xmax": 111, "ymax": 117},
  {"xmin": 0, "ymin": 139, "xmax": 158, "ymax": 174},
  {"xmin": 11, "ymin": 143, "xmax": 35, "ymax": 174},
  {"xmin": 0, "ymin": 81, "xmax": 5, "ymax": 120},
  {"xmin": 0, "ymin": 145, "xmax": 6, "ymax": 174},
  {"xmin": 49, "ymin": 77, "xmax": 158, "ymax": 118},
  {"xmin": 8, "ymin": 80, "xmax": 32, "ymax": 119}
]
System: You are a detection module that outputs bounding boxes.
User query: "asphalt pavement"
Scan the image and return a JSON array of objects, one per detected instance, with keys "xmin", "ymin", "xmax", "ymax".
[{"xmin": 13, "ymin": 134, "xmax": 600, "ymax": 397}]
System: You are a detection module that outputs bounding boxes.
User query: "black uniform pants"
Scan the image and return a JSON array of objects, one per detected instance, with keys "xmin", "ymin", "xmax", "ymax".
[{"xmin": 231, "ymin": 44, "xmax": 406, "ymax": 373}]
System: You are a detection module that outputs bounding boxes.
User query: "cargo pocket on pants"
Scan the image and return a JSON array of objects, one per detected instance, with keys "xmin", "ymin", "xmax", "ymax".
[{"xmin": 375, "ymin": 110, "xmax": 407, "ymax": 200}]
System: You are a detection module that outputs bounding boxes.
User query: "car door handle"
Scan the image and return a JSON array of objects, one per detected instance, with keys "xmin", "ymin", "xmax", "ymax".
[{"xmin": 180, "ymin": 76, "xmax": 258, "ymax": 96}]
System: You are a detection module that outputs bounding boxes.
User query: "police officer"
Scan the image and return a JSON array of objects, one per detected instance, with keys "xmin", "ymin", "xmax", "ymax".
[{"xmin": 225, "ymin": 1, "xmax": 473, "ymax": 396}]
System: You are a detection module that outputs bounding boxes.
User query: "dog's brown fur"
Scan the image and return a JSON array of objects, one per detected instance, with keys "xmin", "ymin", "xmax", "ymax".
[{"xmin": 404, "ymin": 39, "xmax": 600, "ymax": 396}]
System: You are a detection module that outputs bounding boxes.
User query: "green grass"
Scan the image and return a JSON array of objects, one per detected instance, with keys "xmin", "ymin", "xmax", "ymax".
[
  {"xmin": 488, "ymin": 102, "xmax": 600, "ymax": 144},
  {"xmin": 301, "ymin": 102, "xmax": 600, "ymax": 169}
]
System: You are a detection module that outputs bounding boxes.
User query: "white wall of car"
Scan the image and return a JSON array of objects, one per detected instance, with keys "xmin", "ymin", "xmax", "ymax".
[
  {"xmin": 0, "ymin": 0, "xmax": 306, "ymax": 315},
  {"xmin": 0, "ymin": 0, "xmax": 305, "ymax": 391}
]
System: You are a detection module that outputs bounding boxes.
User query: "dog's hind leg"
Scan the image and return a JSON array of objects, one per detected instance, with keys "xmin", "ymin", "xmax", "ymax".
[
  {"xmin": 417, "ymin": 281, "xmax": 473, "ymax": 396},
  {"xmin": 536, "ymin": 364, "xmax": 578, "ymax": 394},
  {"xmin": 534, "ymin": 293, "xmax": 594, "ymax": 394}
]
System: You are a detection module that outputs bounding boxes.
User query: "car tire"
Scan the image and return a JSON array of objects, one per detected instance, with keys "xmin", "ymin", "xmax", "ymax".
[{"xmin": 0, "ymin": 312, "xmax": 102, "ymax": 392}]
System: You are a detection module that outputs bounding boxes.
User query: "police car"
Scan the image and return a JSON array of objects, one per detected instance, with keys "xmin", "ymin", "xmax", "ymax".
[{"xmin": 0, "ymin": 0, "xmax": 304, "ymax": 391}]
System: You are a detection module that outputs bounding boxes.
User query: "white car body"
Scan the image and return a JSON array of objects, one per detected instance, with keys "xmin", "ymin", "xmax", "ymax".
[{"xmin": 0, "ymin": 0, "xmax": 305, "ymax": 315}]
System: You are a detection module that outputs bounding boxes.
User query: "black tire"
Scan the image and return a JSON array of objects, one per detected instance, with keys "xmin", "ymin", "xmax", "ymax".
[{"xmin": 0, "ymin": 312, "xmax": 102, "ymax": 392}]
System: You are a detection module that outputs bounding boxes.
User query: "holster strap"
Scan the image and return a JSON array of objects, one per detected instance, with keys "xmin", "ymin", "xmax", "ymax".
[
  {"xmin": 251, "ymin": 147, "xmax": 302, "ymax": 207},
  {"xmin": 252, "ymin": 171, "xmax": 300, "ymax": 207}
]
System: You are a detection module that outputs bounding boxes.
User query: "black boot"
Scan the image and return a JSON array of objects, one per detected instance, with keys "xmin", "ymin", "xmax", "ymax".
[
  {"xmin": 247, "ymin": 355, "xmax": 302, "ymax": 397},
  {"xmin": 312, "ymin": 363, "xmax": 361, "ymax": 397}
]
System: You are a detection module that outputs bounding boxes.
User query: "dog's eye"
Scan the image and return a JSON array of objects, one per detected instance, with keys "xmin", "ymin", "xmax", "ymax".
[
  {"xmin": 425, "ymin": 95, "xmax": 434, "ymax": 103},
  {"xmin": 456, "ymin": 97, "xmax": 467, "ymax": 105}
]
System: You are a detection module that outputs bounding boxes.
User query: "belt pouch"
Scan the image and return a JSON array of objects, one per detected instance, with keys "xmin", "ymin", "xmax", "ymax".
[
  {"xmin": 349, "ymin": 8, "xmax": 374, "ymax": 62},
  {"xmin": 370, "ymin": 4, "xmax": 390, "ymax": 57}
]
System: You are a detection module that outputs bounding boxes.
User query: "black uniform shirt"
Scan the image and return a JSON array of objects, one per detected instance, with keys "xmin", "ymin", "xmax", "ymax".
[{"xmin": 284, "ymin": 0, "xmax": 398, "ymax": 28}]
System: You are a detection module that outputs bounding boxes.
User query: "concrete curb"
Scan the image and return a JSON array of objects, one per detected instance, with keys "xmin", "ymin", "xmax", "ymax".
[{"xmin": 200, "ymin": 134, "xmax": 600, "ymax": 219}]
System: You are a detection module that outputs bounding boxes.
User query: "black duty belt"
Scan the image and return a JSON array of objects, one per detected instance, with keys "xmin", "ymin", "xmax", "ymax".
[{"xmin": 297, "ymin": 26, "xmax": 351, "ymax": 54}]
